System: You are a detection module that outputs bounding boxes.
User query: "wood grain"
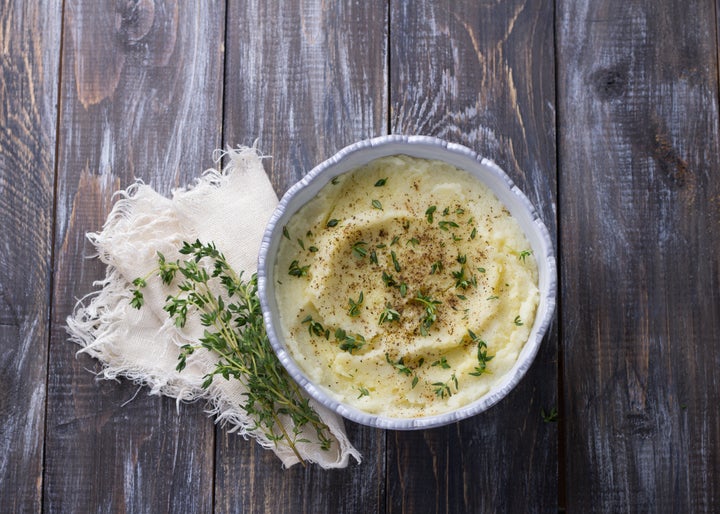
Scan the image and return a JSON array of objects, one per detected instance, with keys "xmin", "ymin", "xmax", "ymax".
[
  {"xmin": 0, "ymin": 1, "xmax": 61, "ymax": 511},
  {"xmin": 388, "ymin": 1, "xmax": 558, "ymax": 512},
  {"xmin": 4, "ymin": 0, "xmax": 719, "ymax": 510},
  {"xmin": 222, "ymin": 0, "xmax": 388, "ymax": 195},
  {"xmin": 558, "ymin": 0, "xmax": 720, "ymax": 511},
  {"xmin": 217, "ymin": 1, "xmax": 388, "ymax": 512},
  {"xmin": 44, "ymin": 1, "xmax": 224, "ymax": 511}
]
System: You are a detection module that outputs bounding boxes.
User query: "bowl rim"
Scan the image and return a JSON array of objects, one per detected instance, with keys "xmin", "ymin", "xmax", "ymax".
[{"xmin": 258, "ymin": 134, "xmax": 557, "ymax": 430}]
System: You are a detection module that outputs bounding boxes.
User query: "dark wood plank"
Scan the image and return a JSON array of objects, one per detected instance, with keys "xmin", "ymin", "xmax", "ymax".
[
  {"xmin": 44, "ymin": 1, "xmax": 225, "ymax": 512},
  {"xmin": 388, "ymin": 1, "xmax": 558, "ymax": 512},
  {"xmin": 217, "ymin": 1, "xmax": 388, "ymax": 512},
  {"xmin": 0, "ymin": 1, "xmax": 61, "ymax": 511},
  {"xmin": 558, "ymin": 0, "xmax": 720, "ymax": 511}
]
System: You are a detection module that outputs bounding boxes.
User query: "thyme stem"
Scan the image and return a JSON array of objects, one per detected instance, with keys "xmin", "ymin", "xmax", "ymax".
[{"xmin": 131, "ymin": 240, "xmax": 333, "ymax": 464}]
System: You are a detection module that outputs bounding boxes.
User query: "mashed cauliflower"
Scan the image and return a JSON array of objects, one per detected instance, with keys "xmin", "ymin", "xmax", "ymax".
[{"xmin": 274, "ymin": 155, "xmax": 539, "ymax": 418}]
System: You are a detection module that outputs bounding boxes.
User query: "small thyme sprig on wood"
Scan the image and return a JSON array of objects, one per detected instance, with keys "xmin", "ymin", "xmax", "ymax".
[
  {"xmin": 542, "ymin": 407, "xmax": 559, "ymax": 423},
  {"xmin": 131, "ymin": 240, "xmax": 333, "ymax": 465}
]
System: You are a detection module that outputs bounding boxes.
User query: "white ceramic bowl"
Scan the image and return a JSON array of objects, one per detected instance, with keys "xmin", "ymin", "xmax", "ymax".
[{"xmin": 257, "ymin": 135, "xmax": 556, "ymax": 430}]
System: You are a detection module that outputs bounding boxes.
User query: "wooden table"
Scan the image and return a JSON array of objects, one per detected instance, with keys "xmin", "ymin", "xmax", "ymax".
[{"xmin": 2, "ymin": 0, "xmax": 719, "ymax": 512}]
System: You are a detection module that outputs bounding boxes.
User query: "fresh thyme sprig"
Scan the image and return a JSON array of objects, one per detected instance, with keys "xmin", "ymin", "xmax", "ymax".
[
  {"xmin": 334, "ymin": 328, "xmax": 366, "ymax": 353},
  {"xmin": 382, "ymin": 271, "xmax": 398, "ymax": 288},
  {"xmin": 385, "ymin": 353, "xmax": 420, "ymax": 388},
  {"xmin": 468, "ymin": 329, "xmax": 493, "ymax": 376},
  {"xmin": 519, "ymin": 250, "xmax": 533, "ymax": 262},
  {"xmin": 131, "ymin": 240, "xmax": 333, "ymax": 465},
  {"xmin": 430, "ymin": 260, "xmax": 443, "ymax": 275},
  {"xmin": 385, "ymin": 353, "xmax": 412, "ymax": 375},
  {"xmin": 412, "ymin": 291, "xmax": 442, "ymax": 336},
  {"xmin": 432, "ymin": 373, "xmax": 458, "ymax": 398},
  {"xmin": 542, "ymin": 407, "xmax": 559, "ymax": 423},
  {"xmin": 451, "ymin": 265, "xmax": 477, "ymax": 290},
  {"xmin": 288, "ymin": 259, "xmax": 310, "ymax": 277},
  {"xmin": 301, "ymin": 315, "xmax": 330, "ymax": 339},
  {"xmin": 431, "ymin": 356, "xmax": 451, "ymax": 369},
  {"xmin": 378, "ymin": 304, "xmax": 400, "ymax": 324}
]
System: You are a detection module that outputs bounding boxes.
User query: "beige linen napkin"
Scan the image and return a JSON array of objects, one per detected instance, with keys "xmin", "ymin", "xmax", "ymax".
[{"xmin": 67, "ymin": 146, "xmax": 361, "ymax": 468}]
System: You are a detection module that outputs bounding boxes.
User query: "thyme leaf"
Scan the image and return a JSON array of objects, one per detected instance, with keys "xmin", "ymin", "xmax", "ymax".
[
  {"xmin": 385, "ymin": 353, "xmax": 412, "ymax": 376},
  {"xmin": 288, "ymin": 260, "xmax": 310, "ymax": 277},
  {"xmin": 390, "ymin": 250, "xmax": 401, "ymax": 272},
  {"xmin": 425, "ymin": 205, "xmax": 437, "ymax": 223},
  {"xmin": 430, "ymin": 260, "xmax": 443, "ymax": 275},
  {"xmin": 378, "ymin": 304, "xmax": 400, "ymax": 324},
  {"xmin": 352, "ymin": 241, "xmax": 368, "ymax": 258},
  {"xmin": 302, "ymin": 315, "xmax": 330, "ymax": 339},
  {"xmin": 348, "ymin": 291, "xmax": 364, "ymax": 317},
  {"xmin": 431, "ymin": 356, "xmax": 451, "ymax": 369},
  {"xmin": 438, "ymin": 220, "xmax": 459, "ymax": 231},
  {"xmin": 334, "ymin": 328, "xmax": 366, "ymax": 353},
  {"xmin": 381, "ymin": 271, "xmax": 398, "ymax": 288}
]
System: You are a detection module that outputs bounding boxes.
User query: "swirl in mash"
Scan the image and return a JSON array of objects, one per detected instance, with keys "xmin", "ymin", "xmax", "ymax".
[{"xmin": 274, "ymin": 155, "xmax": 539, "ymax": 418}]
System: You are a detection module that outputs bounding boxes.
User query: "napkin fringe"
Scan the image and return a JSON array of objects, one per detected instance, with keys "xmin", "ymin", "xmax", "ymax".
[{"xmin": 66, "ymin": 146, "xmax": 361, "ymax": 469}]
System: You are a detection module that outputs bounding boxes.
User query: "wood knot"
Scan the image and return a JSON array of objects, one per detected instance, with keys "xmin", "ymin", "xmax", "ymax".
[
  {"xmin": 650, "ymin": 132, "xmax": 690, "ymax": 188},
  {"xmin": 116, "ymin": 0, "xmax": 156, "ymax": 44},
  {"xmin": 623, "ymin": 411, "xmax": 655, "ymax": 439},
  {"xmin": 589, "ymin": 65, "xmax": 627, "ymax": 101}
]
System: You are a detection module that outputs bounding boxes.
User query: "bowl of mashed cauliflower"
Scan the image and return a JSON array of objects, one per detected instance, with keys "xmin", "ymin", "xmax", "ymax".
[{"xmin": 258, "ymin": 135, "xmax": 556, "ymax": 429}]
